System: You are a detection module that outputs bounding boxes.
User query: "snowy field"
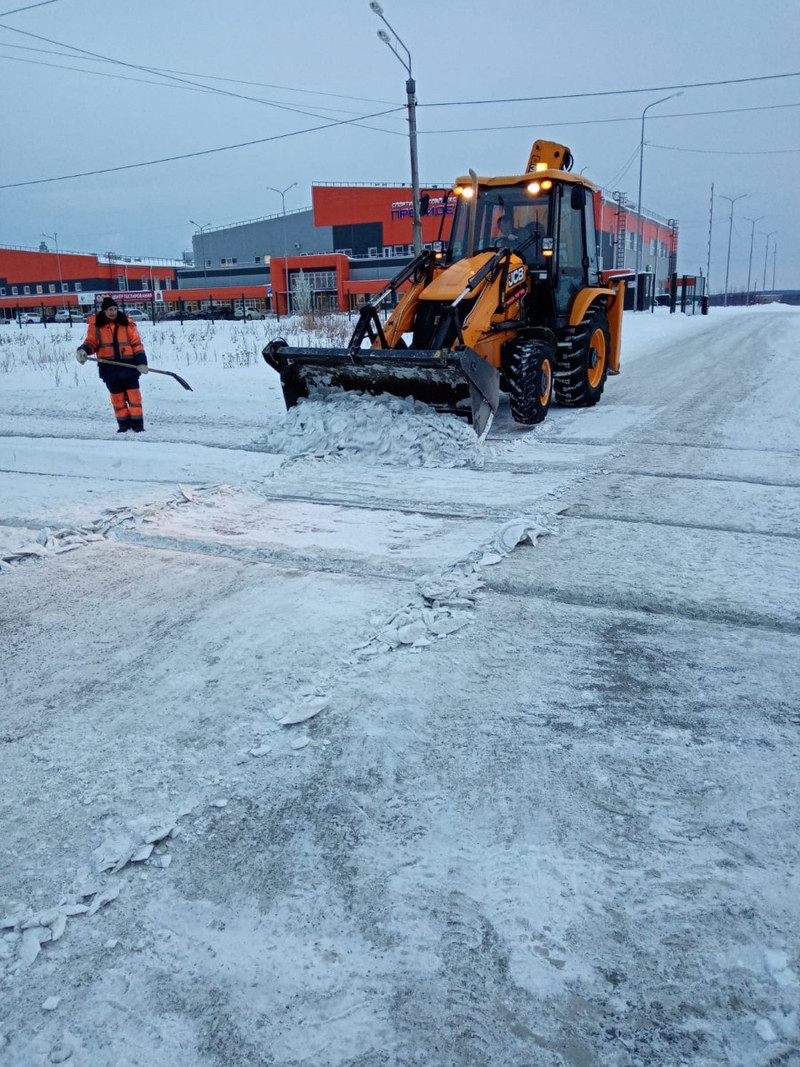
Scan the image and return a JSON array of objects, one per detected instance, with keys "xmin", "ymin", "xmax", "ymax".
[{"xmin": 1, "ymin": 306, "xmax": 799, "ymax": 1066}]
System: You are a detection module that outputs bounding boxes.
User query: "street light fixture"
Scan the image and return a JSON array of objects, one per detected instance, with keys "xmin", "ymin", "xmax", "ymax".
[
  {"xmin": 266, "ymin": 182, "xmax": 298, "ymax": 314},
  {"xmin": 370, "ymin": 1, "xmax": 422, "ymax": 257},
  {"xmin": 189, "ymin": 220, "xmax": 211, "ymax": 283},
  {"xmin": 719, "ymin": 193, "xmax": 747, "ymax": 307},
  {"xmin": 41, "ymin": 231, "xmax": 66, "ymax": 308},
  {"xmin": 634, "ymin": 91, "xmax": 683, "ymax": 310},
  {"xmin": 743, "ymin": 215, "xmax": 765, "ymax": 306}
]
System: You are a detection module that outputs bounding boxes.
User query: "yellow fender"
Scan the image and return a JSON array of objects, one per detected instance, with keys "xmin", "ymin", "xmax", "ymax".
[{"xmin": 568, "ymin": 281, "xmax": 625, "ymax": 374}]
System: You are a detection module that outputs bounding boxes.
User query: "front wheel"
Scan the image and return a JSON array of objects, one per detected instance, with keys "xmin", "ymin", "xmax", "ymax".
[
  {"xmin": 506, "ymin": 340, "xmax": 554, "ymax": 425},
  {"xmin": 554, "ymin": 306, "xmax": 610, "ymax": 407}
]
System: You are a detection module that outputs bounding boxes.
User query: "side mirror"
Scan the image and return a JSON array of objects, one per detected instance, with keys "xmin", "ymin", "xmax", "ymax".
[
  {"xmin": 419, "ymin": 193, "xmax": 430, "ymax": 217},
  {"xmin": 571, "ymin": 185, "xmax": 586, "ymax": 210}
]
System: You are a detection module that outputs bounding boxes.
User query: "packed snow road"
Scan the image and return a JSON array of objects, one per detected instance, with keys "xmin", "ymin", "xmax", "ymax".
[{"xmin": 1, "ymin": 308, "xmax": 799, "ymax": 1066}]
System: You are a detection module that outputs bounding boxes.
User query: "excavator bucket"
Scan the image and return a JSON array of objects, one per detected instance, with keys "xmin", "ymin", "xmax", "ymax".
[{"xmin": 262, "ymin": 340, "xmax": 500, "ymax": 438}]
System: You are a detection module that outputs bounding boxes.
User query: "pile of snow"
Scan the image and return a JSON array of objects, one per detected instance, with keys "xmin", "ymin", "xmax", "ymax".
[{"xmin": 256, "ymin": 389, "xmax": 485, "ymax": 468}]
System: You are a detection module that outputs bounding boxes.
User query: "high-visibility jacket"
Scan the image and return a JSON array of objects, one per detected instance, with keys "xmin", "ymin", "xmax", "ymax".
[{"xmin": 80, "ymin": 314, "xmax": 147, "ymax": 367}]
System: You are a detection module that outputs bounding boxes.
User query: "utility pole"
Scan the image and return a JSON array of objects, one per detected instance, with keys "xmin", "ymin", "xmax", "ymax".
[
  {"xmin": 743, "ymin": 215, "xmax": 765, "ymax": 306},
  {"xmin": 634, "ymin": 91, "xmax": 682, "ymax": 310},
  {"xmin": 189, "ymin": 220, "xmax": 211, "ymax": 284},
  {"xmin": 719, "ymin": 193, "xmax": 746, "ymax": 307},
  {"xmin": 706, "ymin": 183, "xmax": 714, "ymax": 296},
  {"xmin": 370, "ymin": 1, "xmax": 422, "ymax": 256},
  {"xmin": 772, "ymin": 240, "xmax": 778, "ymax": 291},
  {"xmin": 266, "ymin": 183, "xmax": 298, "ymax": 315},
  {"xmin": 761, "ymin": 231, "xmax": 776, "ymax": 292},
  {"xmin": 41, "ymin": 231, "xmax": 66, "ymax": 308}
]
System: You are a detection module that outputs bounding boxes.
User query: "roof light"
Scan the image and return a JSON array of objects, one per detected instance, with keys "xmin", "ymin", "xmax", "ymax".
[
  {"xmin": 461, "ymin": 186, "xmax": 474, "ymax": 199},
  {"xmin": 527, "ymin": 182, "xmax": 541, "ymax": 195},
  {"xmin": 541, "ymin": 180, "xmax": 553, "ymax": 190},
  {"xmin": 534, "ymin": 162, "xmax": 548, "ymax": 172}
]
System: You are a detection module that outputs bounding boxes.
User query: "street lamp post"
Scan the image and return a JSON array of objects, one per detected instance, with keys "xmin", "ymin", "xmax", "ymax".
[
  {"xmin": 719, "ymin": 193, "xmax": 747, "ymax": 307},
  {"xmin": 41, "ymin": 231, "xmax": 66, "ymax": 309},
  {"xmin": 370, "ymin": 1, "xmax": 422, "ymax": 256},
  {"xmin": 743, "ymin": 215, "xmax": 765, "ymax": 306},
  {"xmin": 772, "ymin": 240, "xmax": 778, "ymax": 291},
  {"xmin": 761, "ymin": 230, "xmax": 777, "ymax": 292},
  {"xmin": 189, "ymin": 220, "xmax": 211, "ymax": 284},
  {"xmin": 266, "ymin": 182, "xmax": 298, "ymax": 315},
  {"xmin": 635, "ymin": 92, "xmax": 682, "ymax": 310}
]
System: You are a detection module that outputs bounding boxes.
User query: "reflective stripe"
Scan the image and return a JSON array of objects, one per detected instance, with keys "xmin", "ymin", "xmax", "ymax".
[
  {"xmin": 83, "ymin": 322, "xmax": 145, "ymax": 360},
  {"xmin": 110, "ymin": 391, "xmax": 129, "ymax": 417},
  {"xmin": 125, "ymin": 388, "xmax": 143, "ymax": 417}
]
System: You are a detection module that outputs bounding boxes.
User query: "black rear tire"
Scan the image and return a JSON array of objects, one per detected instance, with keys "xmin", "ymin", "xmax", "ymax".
[
  {"xmin": 553, "ymin": 306, "xmax": 610, "ymax": 407},
  {"xmin": 506, "ymin": 340, "xmax": 554, "ymax": 425}
]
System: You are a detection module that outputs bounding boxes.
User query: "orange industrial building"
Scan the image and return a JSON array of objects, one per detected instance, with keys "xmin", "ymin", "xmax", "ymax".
[{"xmin": 0, "ymin": 184, "xmax": 678, "ymax": 320}]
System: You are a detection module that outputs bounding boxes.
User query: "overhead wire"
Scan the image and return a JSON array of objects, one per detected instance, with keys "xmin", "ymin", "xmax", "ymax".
[
  {"xmin": 0, "ymin": 106, "xmax": 407, "ymax": 189},
  {"xmin": 1, "ymin": 22, "xmax": 798, "ymax": 189},
  {"xmin": 0, "ymin": 0, "xmax": 61, "ymax": 15},
  {"xmin": 0, "ymin": 39, "xmax": 398, "ymax": 106},
  {"xmin": 0, "ymin": 21, "xmax": 406, "ymax": 131},
  {"xmin": 0, "ymin": 50, "xmax": 402, "ymax": 120}
]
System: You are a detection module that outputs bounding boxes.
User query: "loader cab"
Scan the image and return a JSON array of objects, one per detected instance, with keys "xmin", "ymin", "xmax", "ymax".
[
  {"xmin": 446, "ymin": 175, "xmax": 602, "ymax": 324},
  {"xmin": 447, "ymin": 183, "xmax": 551, "ymax": 269},
  {"xmin": 553, "ymin": 181, "xmax": 601, "ymax": 318}
]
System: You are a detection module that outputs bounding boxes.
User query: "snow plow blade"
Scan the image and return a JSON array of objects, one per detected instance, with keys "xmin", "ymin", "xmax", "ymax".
[{"xmin": 262, "ymin": 341, "xmax": 500, "ymax": 438}]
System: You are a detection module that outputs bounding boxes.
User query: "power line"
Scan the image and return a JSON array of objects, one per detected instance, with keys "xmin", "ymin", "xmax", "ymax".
[
  {"xmin": 0, "ymin": 39, "xmax": 398, "ymax": 107},
  {"xmin": 0, "ymin": 21, "xmax": 403, "ymax": 131},
  {"xmin": 416, "ymin": 101, "xmax": 800, "ymax": 135},
  {"xmin": 0, "ymin": 51, "xmax": 402, "ymax": 122},
  {"xmin": 0, "ymin": 0, "xmax": 61, "ymax": 15},
  {"xmin": 649, "ymin": 143, "xmax": 800, "ymax": 155},
  {"xmin": 0, "ymin": 106, "xmax": 406, "ymax": 189},
  {"xmin": 420, "ymin": 71, "xmax": 800, "ymax": 108}
]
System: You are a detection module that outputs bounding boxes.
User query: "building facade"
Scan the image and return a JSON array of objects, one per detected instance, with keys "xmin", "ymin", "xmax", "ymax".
[{"xmin": 0, "ymin": 184, "xmax": 679, "ymax": 319}]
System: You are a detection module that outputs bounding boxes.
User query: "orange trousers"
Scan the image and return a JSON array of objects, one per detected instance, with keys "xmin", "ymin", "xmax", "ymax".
[{"xmin": 109, "ymin": 388, "xmax": 144, "ymax": 432}]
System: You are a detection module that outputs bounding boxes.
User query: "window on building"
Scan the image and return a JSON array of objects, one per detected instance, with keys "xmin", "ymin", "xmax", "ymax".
[
  {"xmin": 24, "ymin": 286, "xmax": 30, "ymax": 294},
  {"xmin": 0, "ymin": 287, "xmax": 5, "ymax": 296},
  {"xmin": 368, "ymin": 247, "xmax": 378, "ymax": 257},
  {"xmin": 36, "ymin": 284, "xmax": 44, "ymax": 294},
  {"xmin": 118, "ymin": 275, "xmax": 126, "ymax": 290},
  {"xmin": 75, "ymin": 282, "xmax": 82, "ymax": 291},
  {"xmin": 141, "ymin": 276, "xmax": 149, "ymax": 289},
  {"xmin": 254, "ymin": 256, "xmax": 261, "ymax": 263},
  {"xmin": 61, "ymin": 282, "xmax": 69, "ymax": 293},
  {"xmin": 48, "ymin": 284, "xmax": 56, "ymax": 293},
  {"xmin": 12, "ymin": 286, "xmax": 18, "ymax": 295}
]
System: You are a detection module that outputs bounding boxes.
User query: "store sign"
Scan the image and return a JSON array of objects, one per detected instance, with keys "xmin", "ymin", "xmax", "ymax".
[
  {"xmin": 390, "ymin": 196, "xmax": 453, "ymax": 221},
  {"xmin": 95, "ymin": 289, "xmax": 155, "ymax": 304}
]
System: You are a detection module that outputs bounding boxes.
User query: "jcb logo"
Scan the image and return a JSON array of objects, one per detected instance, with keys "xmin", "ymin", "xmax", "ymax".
[{"xmin": 508, "ymin": 267, "xmax": 525, "ymax": 287}]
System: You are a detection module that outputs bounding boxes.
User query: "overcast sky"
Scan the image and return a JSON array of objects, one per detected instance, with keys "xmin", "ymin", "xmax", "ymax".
[{"xmin": 2, "ymin": 0, "xmax": 799, "ymax": 291}]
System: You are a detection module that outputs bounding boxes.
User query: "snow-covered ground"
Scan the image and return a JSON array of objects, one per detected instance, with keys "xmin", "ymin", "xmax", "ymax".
[{"xmin": 1, "ymin": 306, "xmax": 799, "ymax": 1066}]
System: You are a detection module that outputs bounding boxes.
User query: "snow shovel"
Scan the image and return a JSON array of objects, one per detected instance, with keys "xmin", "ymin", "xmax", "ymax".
[{"xmin": 85, "ymin": 355, "xmax": 193, "ymax": 391}]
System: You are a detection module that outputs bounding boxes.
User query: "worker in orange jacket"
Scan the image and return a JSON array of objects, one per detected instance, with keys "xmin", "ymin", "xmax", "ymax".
[{"xmin": 76, "ymin": 296, "xmax": 149, "ymax": 432}]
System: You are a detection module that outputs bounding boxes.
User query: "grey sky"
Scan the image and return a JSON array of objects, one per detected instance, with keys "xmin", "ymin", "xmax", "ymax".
[{"xmin": 2, "ymin": 0, "xmax": 799, "ymax": 290}]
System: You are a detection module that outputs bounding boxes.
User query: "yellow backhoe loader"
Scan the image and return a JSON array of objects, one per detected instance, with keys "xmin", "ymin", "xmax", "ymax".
[{"xmin": 263, "ymin": 140, "xmax": 627, "ymax": 436}]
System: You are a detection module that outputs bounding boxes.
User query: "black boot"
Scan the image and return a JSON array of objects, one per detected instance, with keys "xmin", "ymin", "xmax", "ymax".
[
  {"xmin": 130, "ymin": 417, "xmax": 145, "ymax": 433},
  {"xmin": 116, "ymin": 416, "xmax": 132, "ymax": 433}
]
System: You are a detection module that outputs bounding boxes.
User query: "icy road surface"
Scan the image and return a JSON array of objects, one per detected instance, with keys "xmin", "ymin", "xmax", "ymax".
[{"xmin": 1, "ymin": 308, "xmax": 799, "ymax": 1066}]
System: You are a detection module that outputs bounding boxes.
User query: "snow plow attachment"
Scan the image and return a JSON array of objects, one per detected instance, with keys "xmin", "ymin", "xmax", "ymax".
[{"xmin": 262, "ymin": 340, "xmax": 500, "ymax": 438}]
